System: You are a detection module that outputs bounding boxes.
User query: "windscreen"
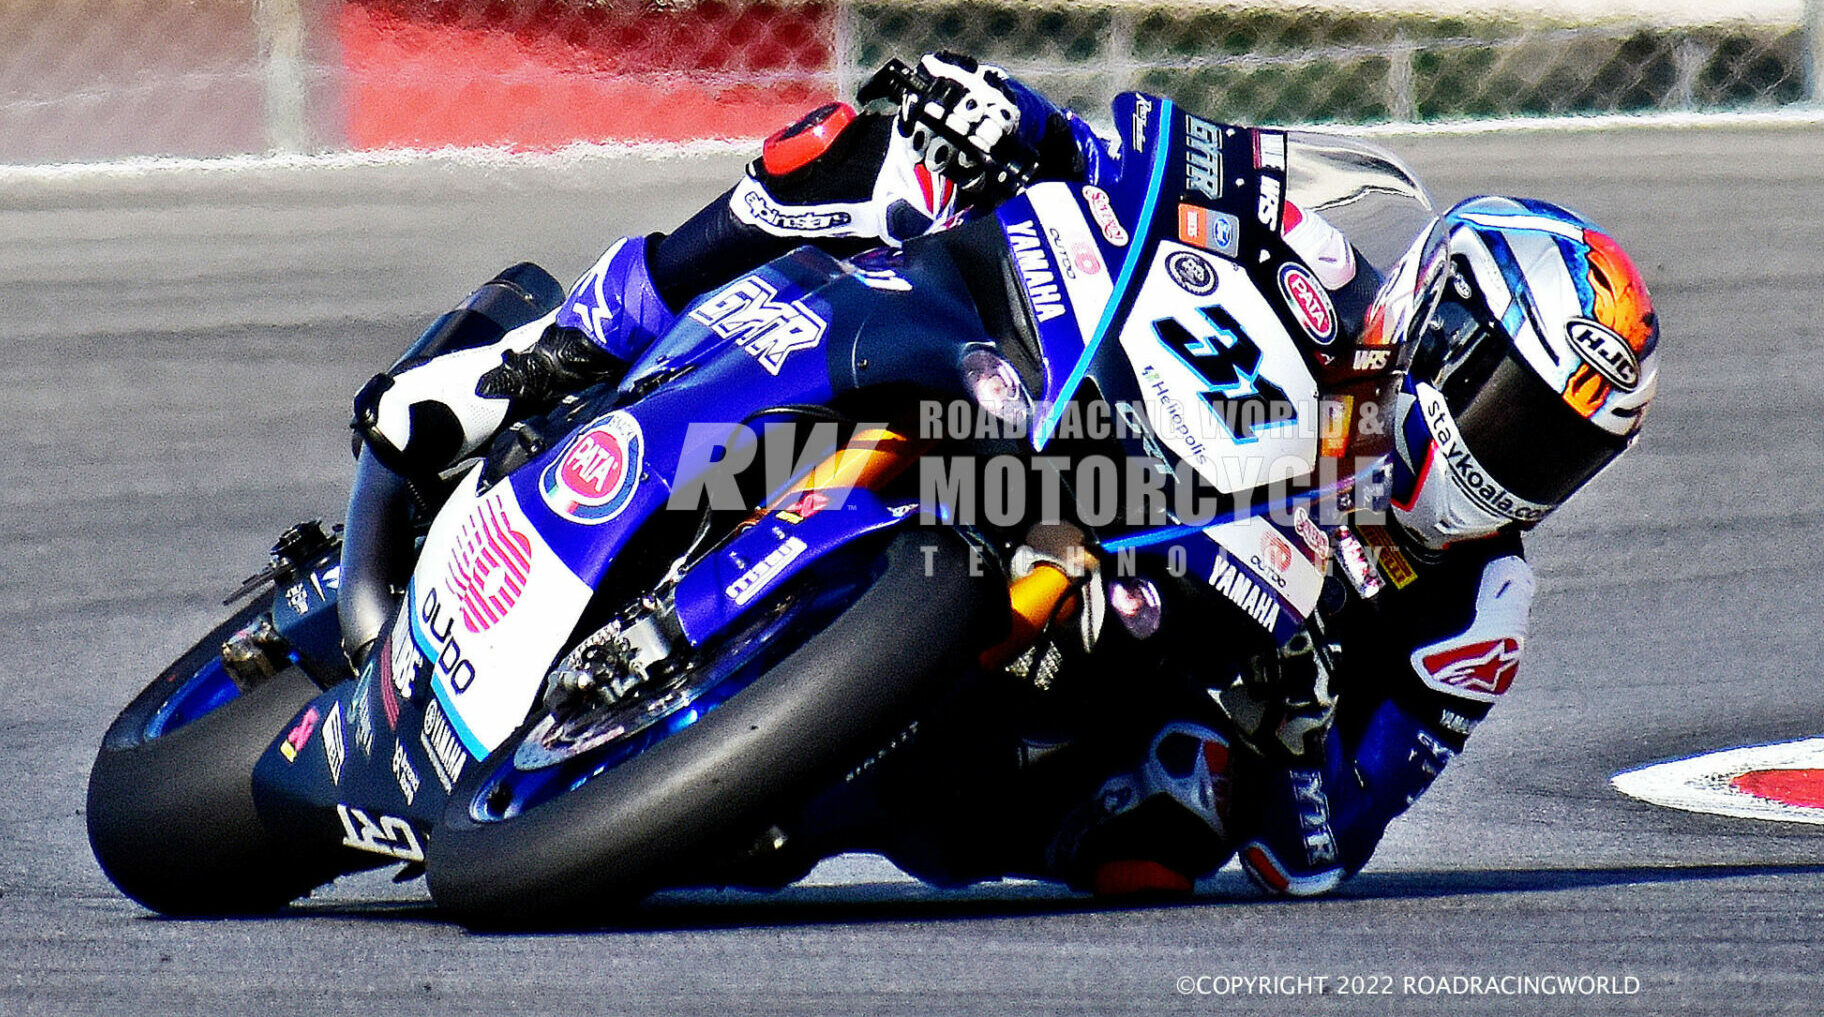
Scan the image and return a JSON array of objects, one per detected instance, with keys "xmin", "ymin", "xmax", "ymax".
[{"xmin": 1284, "ymin": 132, "xmax": 1437, "ymax": 278}]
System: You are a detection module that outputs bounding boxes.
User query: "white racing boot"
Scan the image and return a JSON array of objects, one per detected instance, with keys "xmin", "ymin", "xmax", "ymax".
[{"xmin": 352, "ymin": 312, "xmax": 552, "ymax": 479}]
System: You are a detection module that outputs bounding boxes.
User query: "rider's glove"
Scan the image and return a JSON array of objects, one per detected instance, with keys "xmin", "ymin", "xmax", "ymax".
[
  {"xmin": 897, "ymin": 52, "xmax": 1022, "ymax": 197},
  {"xmin": 1214, "ymin": 625, "xmax": 1339, "ymax": 763}
]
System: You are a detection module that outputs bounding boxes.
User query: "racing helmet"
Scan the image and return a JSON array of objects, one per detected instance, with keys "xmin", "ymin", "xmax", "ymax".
[{"xmin": 1376, "ymin": 196, "xmax": 1659, "ymax": 548}]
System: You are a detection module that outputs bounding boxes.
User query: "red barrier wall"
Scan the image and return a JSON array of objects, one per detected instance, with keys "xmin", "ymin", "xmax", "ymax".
[{"xmin": 336, "ymin": 0, "xmax": 837, "ymax": 148}]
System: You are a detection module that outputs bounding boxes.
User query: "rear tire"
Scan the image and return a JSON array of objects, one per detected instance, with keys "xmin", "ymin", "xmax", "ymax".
[
  {"xmin": 426, "ymin": 529, "xmax": 1004, "ymax": 928},
  {"xmin": 87, "ymin": 606, "xmax": 347, "ymax": 916}
]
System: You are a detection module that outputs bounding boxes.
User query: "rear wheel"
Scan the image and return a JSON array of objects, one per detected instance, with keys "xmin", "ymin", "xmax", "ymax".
[
  {"xmin": 426, "ymin": 528, "xmax": 1004, "ymax": 927},
  {"xmin": 86, "ymin": 601, "xmax": 348, "ymax": 915}
]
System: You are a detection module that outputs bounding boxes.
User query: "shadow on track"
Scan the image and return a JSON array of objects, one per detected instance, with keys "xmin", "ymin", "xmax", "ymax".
[{"xmin": 169, "ymin": 860, "xmax": 1824, "ymax": 933}]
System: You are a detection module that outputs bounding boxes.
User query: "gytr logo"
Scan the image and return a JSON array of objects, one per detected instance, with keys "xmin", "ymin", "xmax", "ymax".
[{"xmin": 689, "ymin": 275, "xmax": 827, "ymax": 375}]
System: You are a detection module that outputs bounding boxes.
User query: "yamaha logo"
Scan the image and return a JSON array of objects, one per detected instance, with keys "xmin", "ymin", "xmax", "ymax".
[{"xmin": 1566, "ymin": 318, "xmax": 1641, "ymax": 390}]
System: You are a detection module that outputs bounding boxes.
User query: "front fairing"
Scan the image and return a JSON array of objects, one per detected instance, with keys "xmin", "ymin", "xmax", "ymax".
[
  {"xmin": 252, "ymin": 240, "xmax": 998, "ymax": 834},
  {"xmin": 998, "ymin": 94, "xmax": 1431, "ymax": 644}
]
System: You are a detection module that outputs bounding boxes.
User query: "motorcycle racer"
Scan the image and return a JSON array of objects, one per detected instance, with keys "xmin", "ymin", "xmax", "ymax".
[
  {"xmin": 1047, "ymin": 193, "xmax": 1658, "ymax": 897},
  {"xmin": 351, "ymin": 52, "xmax": 1659, "ymax": 900}
]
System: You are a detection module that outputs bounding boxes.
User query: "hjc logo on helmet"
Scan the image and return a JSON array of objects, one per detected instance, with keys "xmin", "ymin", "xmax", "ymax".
[{"xmin": 1566, "ymin": 318, "xmax": 1642, "ymax": 391}]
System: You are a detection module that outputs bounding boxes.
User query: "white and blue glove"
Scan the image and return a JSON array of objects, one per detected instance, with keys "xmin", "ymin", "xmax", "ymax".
[{"xmin": 897, "ymin": 52, "xmax": 1025, "ymax": 196}]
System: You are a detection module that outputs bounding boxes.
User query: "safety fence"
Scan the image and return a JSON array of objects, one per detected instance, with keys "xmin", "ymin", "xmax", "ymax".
[{"xmin": 1, "ymin": 0, "xmax": 1818, "ymax": 164}]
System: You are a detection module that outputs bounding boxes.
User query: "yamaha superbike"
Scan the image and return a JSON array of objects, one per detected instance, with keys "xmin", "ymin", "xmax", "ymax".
[{"xmin": 87, "ymin": 83, "xmax": 1436, "ymax": 927}]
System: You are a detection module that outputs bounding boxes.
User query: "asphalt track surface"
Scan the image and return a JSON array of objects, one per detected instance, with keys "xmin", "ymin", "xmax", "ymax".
[{"xmin": 4, "ymin": 124, "xmax": 1822, "ymax": 1015}]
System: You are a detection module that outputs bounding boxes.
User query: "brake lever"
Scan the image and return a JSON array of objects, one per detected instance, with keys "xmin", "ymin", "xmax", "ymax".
[
  {"xmin": 856, "ymin": 57, "xmax": 930, "ymax": 108},
  {"xmin": 858, "ymin": 57, "xmax": 1040, "ymax": 202}
]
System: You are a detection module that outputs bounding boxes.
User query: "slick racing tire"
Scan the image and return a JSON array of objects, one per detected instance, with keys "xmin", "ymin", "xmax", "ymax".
[
  {"xmin": 427, "ymin": 528, "xmax": 1005, "ymax": 928},
  {"xmin": 87, "ymin": 601, "xmax": 347, "ymax": 916}
]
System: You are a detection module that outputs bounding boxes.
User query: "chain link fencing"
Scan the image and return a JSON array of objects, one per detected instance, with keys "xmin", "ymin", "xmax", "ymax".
[
  {"xmin": 3, "ymin": 0, "xmax": 1819, "ymax": 164},
  {"xmin": 845, "ymin": 2, "xmax": 1818, "ymax": 126}
]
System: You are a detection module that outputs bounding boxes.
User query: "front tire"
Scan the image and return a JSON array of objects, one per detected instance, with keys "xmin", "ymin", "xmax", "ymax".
[
  {"xmin": 426, "ymin": 529, "xmax": 1004, "ymax": 927},
  {"xmin": 87, "ymin": 603, "xmax": 347, "ymax": 915}
]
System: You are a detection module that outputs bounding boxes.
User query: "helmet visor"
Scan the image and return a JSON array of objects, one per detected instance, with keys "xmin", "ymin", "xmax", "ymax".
[{"xmin": 1433, "ymin": 316, "xmax": 1631, "ymax": 509}]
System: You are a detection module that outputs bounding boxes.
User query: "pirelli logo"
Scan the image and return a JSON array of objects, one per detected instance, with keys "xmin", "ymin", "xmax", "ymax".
[{"xmin": 1357, "ymin": 525, "xmax": 1417, "ymax": 589}]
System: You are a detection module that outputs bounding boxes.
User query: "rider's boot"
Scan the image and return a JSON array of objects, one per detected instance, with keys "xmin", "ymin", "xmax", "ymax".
[
  {"xmin": 1047, "ymin": 721, "xmax": 1236, "ymax": 897},
  {"xmin": 353, "ymin": 236, "xmax": 671, "ymax": 479}
]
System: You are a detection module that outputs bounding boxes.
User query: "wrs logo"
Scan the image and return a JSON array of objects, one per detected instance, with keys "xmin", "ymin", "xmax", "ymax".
[
  {"xmin": 1419, "ymin": 637, "xmax": 1521, "ymax": 699},
  {"xmin": 445, "ymin": 497, "xmax": 532, "ymax": 633}
]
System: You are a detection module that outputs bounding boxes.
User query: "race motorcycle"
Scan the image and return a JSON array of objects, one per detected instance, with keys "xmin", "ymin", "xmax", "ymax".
[{"xmin": 87, "ymin": 76, "xmax": 1437, "ymax": 927}]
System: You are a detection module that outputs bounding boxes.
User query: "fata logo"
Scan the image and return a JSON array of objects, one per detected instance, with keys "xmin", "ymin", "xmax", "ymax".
[
  {"xmin": 1278, "ymin": 263, "xmax": 1336, "ymax": 345},
  {"xmin": 446, "ymin": 496, "xmax": 532, "ymax": 634},
  {"xmin": 541, "ymin": 412, "xmax": 644, "ymax": 525},
  {"xmin": 1420, "ymin": 637, "xmax": 1521, "ymax": 699}
]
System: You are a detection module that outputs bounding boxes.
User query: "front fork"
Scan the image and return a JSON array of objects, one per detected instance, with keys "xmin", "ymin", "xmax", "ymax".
[{"xmin": 774, "ymin": 424, "xmax": 1096, "ymax": 672}]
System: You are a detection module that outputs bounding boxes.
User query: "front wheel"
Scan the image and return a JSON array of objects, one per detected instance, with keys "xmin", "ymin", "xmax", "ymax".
[
  {"xmin": 86, "ymin": 600, "xmax": 348, "ymax": 915},
  {"xmin": 425, "ymin": 529, "xmax": 1005, "ymax": 927}
]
